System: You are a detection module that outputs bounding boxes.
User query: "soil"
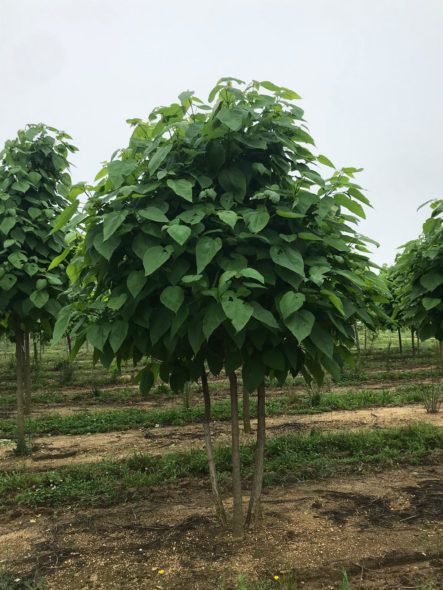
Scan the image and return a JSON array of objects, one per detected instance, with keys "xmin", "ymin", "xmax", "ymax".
[
  {"xmin": 1, "ymin": 404, "xmax": 442, "ymax": 473},
  {"xmin": 1, "ymin": 463, "xmax": 441, "ymax": 589}
]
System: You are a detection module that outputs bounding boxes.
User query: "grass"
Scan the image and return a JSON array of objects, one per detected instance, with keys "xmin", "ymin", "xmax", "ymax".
[
  {"xmin": 0, "ymin": 385, "xmax": 429, "ymax": 438},
  {"xmin": 0, "ymin": 423, "xmax": 441, "ymax": 511}
]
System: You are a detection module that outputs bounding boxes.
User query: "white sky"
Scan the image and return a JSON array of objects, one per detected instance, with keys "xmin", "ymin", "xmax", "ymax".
[{"xmin": 1, "ymin": 0, "xmax": 442, "ymax": 266}]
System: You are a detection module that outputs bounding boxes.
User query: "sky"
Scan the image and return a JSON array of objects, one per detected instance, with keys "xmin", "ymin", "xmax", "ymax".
[{"xmin": 1, "ymin": 0, "xmax": 442, "ymax": 267}]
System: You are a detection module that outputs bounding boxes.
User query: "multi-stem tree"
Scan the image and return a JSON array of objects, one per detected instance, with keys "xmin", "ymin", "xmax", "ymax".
[
  {"xmin": 56, "ymin": 79, "xmax": 387, "ymax": 534},
  {"xmin": 0, "ymin": 124, "xmax": 76, "ymax": 454},
  {"xmin": 393, "ymin": 199, "xmax": 443, "ymax": 371}
]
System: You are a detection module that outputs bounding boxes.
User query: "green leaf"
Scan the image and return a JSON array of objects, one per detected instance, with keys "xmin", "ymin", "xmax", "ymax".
[
  {"xmin": 242, "ymin": 357, "xmax": 265, "ymax": 393},
  {"xmin": 0, "ymin": 217, "xmax": 16, "ymax": 235},
  {"xmin": 279, "ymin": 292, "xmax": 305, "ymax": 319},
  {"xmin": 108, "ymin": 293, "xmax": 127, "ymax": 310},
  {"xmin": 86, "ymin": 323, "xmax": 112, "ymax": 352},
  {"xmin": 167, "ymin": 224, "xmax": 192, "ymax": 245},
  {"xmin": 103, "ymin": 211, "xmax": 127, "ymax": 241},
  {"xmin": 143, "ymin": 245, "xmax": 173, "ymax": 276},
  {"xmin": 225, "ymin": 349, "xmax": 243, "ymax": 375},
  {"xmin": 29, "ymin": 290, "xmax": 49, "ymax": 309},
  {"xmin": 52, "ymin": 307, "xmax": 71, "ymax": 344},
  {"xmin": 12, "ymin": 180, "xmax": 30, "ymax": 193},
  {"xmin": 109, "ymin": 320, "xmax": 129, "ymax": 353},
  {"xmin": 202, "ymin": 302, "xmax": 225, "ymax": 339},
  {"xmin": 217, "ymin": 210, "xmax": 238, "ymax": 229},
  {"xmin": 148, "ymin": 143, "xmax": 173, "ymax": 175},
  {"xmin": 51, "ymin": 201, "xmax": 78, "ymax": 234},
  {"xmin": 286, "ymin": 309, "xmax": 315, "ymax": 342},
  {"xmin": 262, "ymin": 349, "xmax": 285, "ymax": 371},
  {"xmin": 420, "ymin": 271, "xmax": 443, "ymax": 292},
  {"xmin": 321, "ymin": 290, "xmax": 345, "ymax": 315},
  {"xmin": 107, "ymin": 159, "xmax": 138, "ymax": 189},
  {"xmin": 160, "ymin": 286, "xmax": 184, "ymax": 312},
  {"xmin": 196, "ymin": 236, "xmax": 222, "ymax": 273},
  {"xmin": 270, "ymin": 245, "xmax": 304, "ymax": 277},
  {"xmin": 243, "ymin": 208, "xmax": 270, "ymax": 233},
  {"xmin": 36, "ymin": 278, "xmax": 47, "ymax": 290},
  {"xmin": 334, "ymin": 194, "xmax": 366, "ymax": 219},
  {"xmin": 24, "ymin": 262, "xmax": 39, "ymax": 276},
  {"xmin": 310, "ymin": 324, "xmax": 334, "ymax": 359},
  {"xmin": 127, "ymin": 270, "xmax": 147, "ymax": 298},
  {"xmin": 250, "ymin": 301, "xmax": 279, "ymax": 328},
  {"xmin": 318, "ymin": 155, "xmax": 335, "ymax": 168},
  {"xmin": 139, "ymin": 207, "xmax": 169, "ymax": 222},
  {"xmin": 221, "ymin": 292, "xmax": 253, "ymax": 332},
  {"xmin": 93, "ymin": 233, "xmax": 120, "ymax": 260},
  {"xmin": 0, "ymin": 274, "xmax": 17, "ymax": 291},
  {"xmin": 167, "ymin": 179, "xmax": 194, "ymax": 202},
  {"xmin": 48, "ymin": 247, "xmax": 70, "ymax": 270},
  {"xmin": 140, "ymin": 368, "xmax": 155, "ymax": 396},
  {"xmin": 28, "ymin": 207, "xmax": 41, "ymax": 219},
  {"xmin": 216, "ymin": 107, "xmax": 244, "ymax": 131},
  {"xmin": 422, "ymin": 297, "xmax": 441, "ymax": 310},
  {"xmin": 8, "ymin": 252, "xmax": 26, "ymax": 269},
  {"xmin": 239, "ymin": 268, "xmax": 265, "ymax": 284}
]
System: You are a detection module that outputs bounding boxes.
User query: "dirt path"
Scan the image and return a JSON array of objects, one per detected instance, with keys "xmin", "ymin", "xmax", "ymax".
[
  {"xmin": 1, "ymin": 463, "xmax": 441, "ymax": 589},
  {"xmin": 1, "ymin": 405, "xmax": 441, "ymax": 473}
]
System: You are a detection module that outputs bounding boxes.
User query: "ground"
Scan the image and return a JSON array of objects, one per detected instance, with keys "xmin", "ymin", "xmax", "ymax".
[{"xmin": 0, "ymin": 337, "xmax": 442, "ymax": 589}]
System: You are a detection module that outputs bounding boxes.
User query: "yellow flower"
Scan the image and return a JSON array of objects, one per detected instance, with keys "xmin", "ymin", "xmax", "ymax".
[
  {"xmin": 158, "ymin": 570, "xmax": 165, "ymax": 575},
  {"xmin": 274, "ymin": 575, "xmax": 279, "ymax": 580}
]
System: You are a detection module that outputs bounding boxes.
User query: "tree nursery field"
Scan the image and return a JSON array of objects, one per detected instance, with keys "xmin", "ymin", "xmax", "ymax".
[
  {"xmin": 0, "ymin": 335, "xmax": 442, "ymax": 590},
  {"xmin": 1, "ymin": 79, "xmax": 442, "ymax": 590}
]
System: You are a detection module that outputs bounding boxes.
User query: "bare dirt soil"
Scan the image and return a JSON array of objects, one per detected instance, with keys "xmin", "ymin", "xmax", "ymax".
[
  {"xmin": 1, "ymin": 405, "xmax": 442, "ymax": 473},
  {"xmin": 1, "ymin": 463, "xmax": 441, "ymax": 589}
]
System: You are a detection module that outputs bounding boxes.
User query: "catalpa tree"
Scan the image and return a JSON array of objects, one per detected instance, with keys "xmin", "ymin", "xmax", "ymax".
[
  {"xmin": 393, "ymin": 199, "xmax": 443, "ymax": 371},
  {"xmin": 0, "ymin": 124, "xmax": 76, "ymax": 454},
  {"xmin": 56, "ymin": 78, "xmax": 387, "ymax": 534}
]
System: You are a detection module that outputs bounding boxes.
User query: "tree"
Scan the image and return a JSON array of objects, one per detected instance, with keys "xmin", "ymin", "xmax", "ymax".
[
  {"xmin": 56, "ymin": 78, "xmax": 387, "ymax": 533},
  {"xmin": 393, "ymin": 199, "xmax": 443, "ymax": 371},
  {"xmin": 0, "ymin": 124, "xmax": 77, "ymax": 454}
]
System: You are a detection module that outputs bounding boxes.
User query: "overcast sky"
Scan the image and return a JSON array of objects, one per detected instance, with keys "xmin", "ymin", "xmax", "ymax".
[{"xmin": 1, "ymin": 0, "xmax": 442, "ymax": 266}]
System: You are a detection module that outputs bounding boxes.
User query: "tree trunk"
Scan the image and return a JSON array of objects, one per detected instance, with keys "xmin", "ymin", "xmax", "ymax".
[
  {"xmin": 66, "ymin": 334, "xmax": 72, "ymax": 359},
  {"xmin": 14, "ymin": 318, "xmax": 27, "ymax": 456},
  {"xmin": 364, "ymin": 328, "xmax": 367, "ymax": 352},
  {"xmin": 242, "ymin": 385, "xmax": 251, "ymax": 434},
  {"xmin": 228, "ymin": 372, "xmax": 243, "ymax": 537},
  {"xmin": 201, "ymin": 372, "xmax": 227, "ymax": 526},
  {"xmin": 417, "ymin": 332, "xmax": 420, "ymax": 352},
  {"xmin": 24, "ymin": 331, "xmax": 31, "ymax": 416},
  {"xmin": 245, "ymin": 382, "xmax": 266, "ymax": 529},
  {"xmin": 354, "ymin": 322, "xmax": 360, "ymax": 354},
  {"xmin": 397, "ymin": 328, "xmax": 403, "ymax": 354},
  {"xmin": 33, "ymin": 337, "xmax": 39, "ymax": 368},
  {"xmin": 411, "ymin": 328, "xmax": 415, "ymax": 356},
  {"xmin": 439, "ymin": 341, "xmax": 443, "ymax": 375}
]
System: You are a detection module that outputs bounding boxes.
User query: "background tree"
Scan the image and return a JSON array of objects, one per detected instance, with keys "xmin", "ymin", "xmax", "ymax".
[
  {"xmin": 0, "ymin": 124, "xmax": 77, "ymax": 454},
  {"xmin": 56, "ymin": 78, "xmax": 388, "ymax": 533},
  {"xmin": 393, "ymin": 199, "xmax": 443, "ymax": 372}
]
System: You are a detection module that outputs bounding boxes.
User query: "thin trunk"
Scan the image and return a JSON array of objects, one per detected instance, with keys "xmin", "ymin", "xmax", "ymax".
[
  {"xmin": 364, "ymin": 328, "xmax": 367, "ymax": 352},
  {"xmin": 229, "ymin": 372, "xmax": 243, "ymax": 537},
  {"xmin": 66, "ymin": 334, "xmax": 72, "ymax": 359},
  {"xmin": 411, "ymin": 328, "xmax": 415, "ymax": 356},
  {"xmin": 417, "ymin": 332, "xmax": 420, "ymax": 352},
  {"xmin": 242, "ymin": 385, "xmax": 251, "ymax": 434},
  {"xmin": 24, "ymin": 331, "xmax": 31, "ymax": 416},
  {"xmin": 439, "ymin": 341, "xmax": 443, "ymax": 375},
  {"xmin": 201, "ymin": 372, "xmax": 227, "ymax": 527},
  {"xmin": 14, "ymin": 318, "xmax": 27, "ymax": 456},
  {"xmin": 397, "ymin": 328, "xmax": 403, "ymax": 354},
  {"xmin": 354, "ymin": 322, "xmax": 360, "ymax": 354},
  {"xmin": 245, "ymin": 382, "xmax": 266, "ymax": 529},
  {"xmin": 33, "ymin": 337, "xmax": 39, "ymax": 368}
]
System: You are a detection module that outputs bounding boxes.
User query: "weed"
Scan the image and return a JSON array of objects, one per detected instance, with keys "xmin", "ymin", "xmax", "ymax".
[{"xmin": 421, "ymin": 382, "xmax": 442, "ymax": 414}]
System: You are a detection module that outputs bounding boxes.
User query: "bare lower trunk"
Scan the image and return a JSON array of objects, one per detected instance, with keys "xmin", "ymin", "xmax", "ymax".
[
  {"xmin": 397, "ymin": 328, "xmax": 403, "ymax": 354},
  {"xmin": 14, "ymin": 318, "xmax": 27, "ymax": 455},
  {"xmin": 24, "ymin": 331, "xmax": 31, "ymax": 416},
  {"xmin": 411, "ymin": 328, "xmax": 415, "ymax": 356},
  {"xmin": 33, "ymin": 337, "xmax": 39, "ymax": 368},
  {"xmin": 417, "ymin": 333, "xmax": 420, "ymax": 352},
  {"xmin": 229, "ymin": 372, "xmax": 243, "ymax": 537},
  {"xmin": 201, "ymin": 371, "xmax": 227, "ymax": 526},
  {"xmin": 245, "ymin": 382, "xmax": 266, "ymax": 529},
  {"xmin": 242, "ymin": 385, "xmax": 251, "ymax": 434},
  {"xmin": 439, "ymin": 341, "xmax": 443, "ymax": 375},
  {"xmin": 364, "ymin": 328, "xmax": 367, "ymax": 352},
  {"xmin": 354, "ymin": 322, "xmax": 360, "ymax": 354},
  {"xmin": 66, "ymin": 334, "xmax": 72, "ymax": 359}
]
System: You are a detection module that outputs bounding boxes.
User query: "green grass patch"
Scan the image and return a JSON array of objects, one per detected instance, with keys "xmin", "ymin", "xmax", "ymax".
[
  {"xmin": 1, "ymin": 424, "xmax": 441, "ymax": 511},
  {"xmin": 0, "ymin": 386, "xmax": 428, "ymax": 438}
]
